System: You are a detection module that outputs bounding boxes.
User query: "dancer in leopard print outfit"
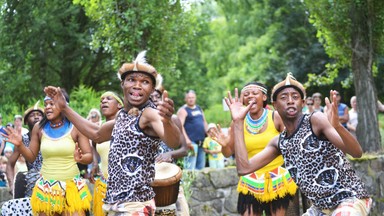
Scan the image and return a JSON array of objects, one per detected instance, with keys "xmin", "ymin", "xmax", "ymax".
[
  {"xmin": 225, "ymin": 74, "xmax": 371, "ymax": 216},
  {"xmin": 44, "ymin": 50, "xmax": 181, "ymax": 216}
]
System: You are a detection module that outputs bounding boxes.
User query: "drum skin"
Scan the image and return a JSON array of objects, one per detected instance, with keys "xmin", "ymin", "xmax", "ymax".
[{"xmin": 151, "ymin": 162, "xmax": 182, "ymax": 207}]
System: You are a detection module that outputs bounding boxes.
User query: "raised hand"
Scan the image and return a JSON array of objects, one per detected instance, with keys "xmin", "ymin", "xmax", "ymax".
[
  {"xmin": 43, "ymin": 86, "xmax": 67, "ymax": 111},
  {"xmin": 225, "ymin": 88, "xmax": 253, "ymax": 122},
  {"xmin": 2, "ymin": 126, "xmax": 22, "ymax": 147},
  {"xmin": 325, "ymin": 90, "xmax": 340, "ymax": 128},
  {"xmin": 156, "ymin": 90, "xmax": 174, "ymax": 123},
  {"xmin": 208, "ymin": 124, "xmax": 230, "ymax": 147}
]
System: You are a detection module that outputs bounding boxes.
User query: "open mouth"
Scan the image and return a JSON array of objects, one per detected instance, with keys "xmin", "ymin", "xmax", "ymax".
[{"xmin": 286, "ymin": 107, "xmax": 297, "ymax": 115}]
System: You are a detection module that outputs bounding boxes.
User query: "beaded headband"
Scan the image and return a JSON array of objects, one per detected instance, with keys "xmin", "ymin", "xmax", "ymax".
[{"xmin": 241, "ymin": 84, "xmax": 268, "ymax": 95}]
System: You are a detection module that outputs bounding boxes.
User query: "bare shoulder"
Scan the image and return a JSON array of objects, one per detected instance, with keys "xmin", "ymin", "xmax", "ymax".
[
  {"xmin": 140, "ymin": 107, "xmax": 162, "ymax": 128},
  {"xmin": 176, "ymin": 106, "xmax": 187, "ymax": 115},
  {"xmin": 310, "ymin": 111, "xmax": 327, "ymax": 121}
]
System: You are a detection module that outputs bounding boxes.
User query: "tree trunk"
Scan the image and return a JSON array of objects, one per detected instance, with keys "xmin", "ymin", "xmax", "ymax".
[{"xmin": 351, "ymin": 1, "xmax": 382, "ymax": 152}]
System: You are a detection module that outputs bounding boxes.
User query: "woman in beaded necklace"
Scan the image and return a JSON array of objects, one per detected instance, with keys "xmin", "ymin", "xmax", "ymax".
[
  {"xmin": 211, "ymin": 82, "xmax": 297, "ymax": 216},
  {"xmin": 4, "ymin": 89, "xmax": 93, "ymax": 216}
]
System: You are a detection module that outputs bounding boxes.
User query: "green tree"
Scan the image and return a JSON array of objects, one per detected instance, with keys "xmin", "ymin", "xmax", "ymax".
[
  {"xmin": 304, "ymin": 0, "xmax": 384, "ymax": 152},
  {"xmin": 0, "ymin": 0, "xmax": 114, "ymax": 107},
  {"xmin": 73, "ymin": 0, "xmax": 196, "ymax": 76}
]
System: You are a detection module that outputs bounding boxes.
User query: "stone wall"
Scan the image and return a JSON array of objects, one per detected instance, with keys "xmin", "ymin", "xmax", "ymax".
[
  {"xmin": 0, "ymin": 155, "xmax": 383, "ymax": 215},
  {"xmin": 186, "ymin": 154, "xmax": 384, "ymax": 216}
]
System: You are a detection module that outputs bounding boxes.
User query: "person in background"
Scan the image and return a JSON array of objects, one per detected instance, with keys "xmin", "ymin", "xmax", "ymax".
[
  {"xmin": 225, "ymin": 74, "xmax": 371, "ymax": 215},
  {"xmin": 14, "ymin": 114, "xmax": 29, "ymax": 135},
  {"xmin": 312, "ymin": 92, "xmax": 324, "ymax": 112},
  {"xmin": 1, "ymin": 123, "xmax": 15, "ymax": 156},
  {"xmin": 44, "ymin": 50, "xmax": 181, "ymax": 215},
  {"xmin": 5, "ymin": 102, "xmax": 44, "ymax": 200},
  {"xmin": 0, "ymin": 156, "xmax": 8, "ymax": 187},
  {"xmin": 84, "ymin": 108, "xmax": 104, "ymax": 180},
  {"xmin": 87, "ymin": 108, "xmax": 103, "ymax": 126},
  {"xmin": 150, "ymin": 84, "xmax": 190, "ymax": 216},
  {"xmin": 203, "ymin": 123, "xmax": 225, "ymax": 169},
  {"xmin": 3, "ymin": 89, "xmax": 93, "ymax": 216},
  {"xmin": 324, "ymin": 90, "xmax": 349, "ymax": 129},
  {"xmin": 303, "ymin": 96, "xmax": 315, "ymax": 114},
  {"xmin": 0, "ymin": 114, "xmax": 5, "ymax": 149},
  {"xmin": 90, "ymin": 91, "xmax": 123, "ymax": 216},
  {"xmin": 347, "ymin": 96, "xmax": 358, "ymax": 137},
  {"xmin": 177, "ymin": 90, "xmax": 208, "ymax": 170},
  {"xmin": 378, "ymin": 100, "xmax": 384, "ymax": 112}
]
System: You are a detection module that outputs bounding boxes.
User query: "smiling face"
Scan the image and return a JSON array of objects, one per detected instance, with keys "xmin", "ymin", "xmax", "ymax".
[
  {"xmin": 273, "ymin": 87, "xmax": 305, "ymax": 119},
  {"xmin": 241, "ymin": 87, "xmax": 267, "ymax": 115},
  {"xmin": 121, "ymin": 72, "xmax": 154, "ymax": 108}
]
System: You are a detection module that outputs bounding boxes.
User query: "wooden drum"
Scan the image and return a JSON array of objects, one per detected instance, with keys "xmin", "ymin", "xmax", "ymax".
[{"xmin": 151, "ymin": 162, "xmax": 182, "ymax": 207}]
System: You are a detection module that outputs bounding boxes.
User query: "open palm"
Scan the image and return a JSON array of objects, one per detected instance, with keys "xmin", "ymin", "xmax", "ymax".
[{"xmin": 225, "ymin": 88, "xmax": 252, "ymax": 122}]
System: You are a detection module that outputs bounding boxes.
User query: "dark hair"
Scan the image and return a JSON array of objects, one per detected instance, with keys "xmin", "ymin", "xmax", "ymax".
[
  {"xmin": 39, "ymin": 88, "xmax": 70, "ymax": 128},
  {"xmin": 243, "ymin": 82, "xmax": 268, "ymax": 108}
]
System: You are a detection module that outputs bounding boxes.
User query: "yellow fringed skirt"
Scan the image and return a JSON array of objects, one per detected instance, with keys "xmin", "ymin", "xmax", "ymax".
[
  {"xmin": 31, "ymin": 174, "xmax": 92, "ymax": 215},
  {"xmin": 237, "ymin": 166, "xmax": 297, "ymax": 203},
  {"xmin": 93, "ymin": 176, "xmax": 107, "ymax": 216}
]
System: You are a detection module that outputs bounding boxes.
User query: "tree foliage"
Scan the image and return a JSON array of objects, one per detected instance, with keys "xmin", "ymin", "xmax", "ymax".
[
  {"xmin": 304, "ymin": 0, "xmax": 384, "ymax": 152},
  {"xmin": 0, "ymin": 0, "xmax": 115, "ymax": 105},
  {"xmin": 72, "ymin": 0, "xmax": 196, "ymax": 76}
]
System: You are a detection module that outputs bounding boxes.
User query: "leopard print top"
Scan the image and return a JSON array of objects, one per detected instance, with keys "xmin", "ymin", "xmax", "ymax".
[
  {"xmin": 22, "ymin": 133, "xmax": 42, "ymax": 171},
  {"xmin": 278, "ymin": 114, "xmax": 369, "ymax": 209},
  {"xmin": 104, "ymin": 103, "xmax": 161, "ymax": 204}
]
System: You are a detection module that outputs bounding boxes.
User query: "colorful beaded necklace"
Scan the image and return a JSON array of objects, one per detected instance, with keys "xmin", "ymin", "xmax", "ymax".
[
  {"xmin": 245, "ymin": 108, "xmax": 268, "ymax": 135},
  {"xmin": 50, "ymin": 119, "xmax": 64, "ymax": 128}
]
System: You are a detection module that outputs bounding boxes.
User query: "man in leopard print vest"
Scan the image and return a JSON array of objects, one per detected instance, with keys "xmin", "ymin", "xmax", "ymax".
[
  {"xmin": 44, "ymin": 50, "xmax": 181, "ymax": 216},
  {"xmin": 224, "ymin": 73, "xmax": 371, "ymax": 216}
]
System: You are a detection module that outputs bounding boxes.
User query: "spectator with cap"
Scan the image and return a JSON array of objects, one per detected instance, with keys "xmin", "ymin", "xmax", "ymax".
[{"xmin": 203, "ymin": 123, "xmax": 225, "ymax": 169}]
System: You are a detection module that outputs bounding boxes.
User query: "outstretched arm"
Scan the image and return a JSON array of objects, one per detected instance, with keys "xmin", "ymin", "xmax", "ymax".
[
  {"xmin": 3, "ymin": 125, "xmax": 40, "ymax": 163},
  {"xmin": 225, "ymin": 89, "xmax": 279, "ymax": 175},
  {"xmin": 313, "ymin": 90, "xmax": 362, "ymax": 158},
  {"xmin": 44, "ymin": 86, "xmax": 114, "ymax": 143},
  {"xmin": 155, "ymin": 115, "xmax": 188, "ymax": 163},
  {"xmin": 144, "ymin": 91, "xmax": 180, "ymax": 149},
  {"xmin": 209, "ymin": 123, "xmax": 234, "ymax": 157}
]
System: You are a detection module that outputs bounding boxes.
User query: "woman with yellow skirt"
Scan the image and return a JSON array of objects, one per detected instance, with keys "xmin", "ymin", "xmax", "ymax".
[
  {"xmin": 211, "ymin": 82, "xmax": 297, "ymax": 216},
  {"xmin": 90, "ymin": 91, "xmax": 123, "ymax": 216},
  {"xmin": 5, "ymin": 90, "xmax": 93, "ymax": 216}
]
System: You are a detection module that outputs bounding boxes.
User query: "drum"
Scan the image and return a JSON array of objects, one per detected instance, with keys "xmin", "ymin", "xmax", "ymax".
[{"xmin": 151, "ymin": 162, "xmax": 182, "ymax": 207}]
